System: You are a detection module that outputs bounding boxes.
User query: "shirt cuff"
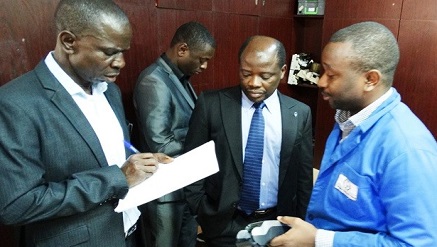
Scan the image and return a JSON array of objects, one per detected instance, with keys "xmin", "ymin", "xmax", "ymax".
[{"xmin": 315, "ymin": 229, "xmax": 335, "ymax": 247}]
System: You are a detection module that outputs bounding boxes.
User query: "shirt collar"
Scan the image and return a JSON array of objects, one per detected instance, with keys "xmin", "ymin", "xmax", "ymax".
[
  {"xmin": 242, "ymin": 89, "xmax": 278, "ymax": 111},
  {"xmin": 161, "ymin": 53, "xmax": 187, "ymax": 81},
  {"xmin": 335, "ymin": 88, "xmax": 394, "ymax": 127},
  {"xmin": 44, "ymin": 52, "xmax": 108, "ymax": 96}
]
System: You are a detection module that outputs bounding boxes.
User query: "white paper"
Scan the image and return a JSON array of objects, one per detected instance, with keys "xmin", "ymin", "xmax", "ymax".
[{"xmin": 115, "ymin": 141, "xmax": 219, "ymax": 212}]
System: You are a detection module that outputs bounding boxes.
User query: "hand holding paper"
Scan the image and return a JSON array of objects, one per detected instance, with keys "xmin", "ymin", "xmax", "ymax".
[
  {"xmin": 120, "ymin": 152, "xmax": 172, "ymax": 188},
  {"xmin": 115, "ymin": 141, "xmax": 219, "ymax": 212}
]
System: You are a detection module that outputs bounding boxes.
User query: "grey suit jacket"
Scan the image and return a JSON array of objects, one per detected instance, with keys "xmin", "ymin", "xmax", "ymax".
[
  {"xmin": 0, "ymin": 61, "xmax": 131, "ymax": 247},
  {"xmin": 133, "ymin": 57, "xmax": 196, "ymax": 202},
  {"xmin": 184, "ymin": 86, "xmax": 314, "ymax": 239}
]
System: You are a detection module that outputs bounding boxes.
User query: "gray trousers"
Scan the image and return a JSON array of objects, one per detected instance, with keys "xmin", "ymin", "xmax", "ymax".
[{"xmin": 140, "ymin": 199, "xmax": 197, "ymax": 247}]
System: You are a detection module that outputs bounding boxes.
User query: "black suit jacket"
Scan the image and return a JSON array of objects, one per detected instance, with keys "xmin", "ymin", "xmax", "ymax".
[
  {"xmin": 0, "ymin": 61, "xmax": 132, "ymax": 246},
  {"xmin": 184, "ymin": 86, "xmax": 314, "ymax": 238}
]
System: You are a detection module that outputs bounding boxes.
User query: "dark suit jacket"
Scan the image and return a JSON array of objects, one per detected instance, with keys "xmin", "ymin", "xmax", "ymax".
[
  {"xmin": 0, "ymin": 61, "xmax": 132, "ymax": 247},
  {"xmin": 184, "ymin": 86, "xmax": 314, "ymax": 238},
  {"xmin": 133, "ymin": 56, "xmax": 196, "ymax": 202}
]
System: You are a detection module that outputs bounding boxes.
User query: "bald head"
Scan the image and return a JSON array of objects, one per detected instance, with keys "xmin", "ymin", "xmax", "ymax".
[
  {"xmin": 238, "ymin": 35, "xmax": 287, "ymax": 103},
  {"xmin": 238, "ymin": 35, "xmax": 286, "ymax": 69}
]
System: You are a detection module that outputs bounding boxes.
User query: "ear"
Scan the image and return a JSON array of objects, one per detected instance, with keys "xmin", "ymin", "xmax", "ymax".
[
  {"xmin": 280, "ymin": 64, "xmax": 287, "ymax": 79},
  {"xmin": 58, "ymin": 31, "xmax": 77, "ymax": 55},
  {"xmin": 363, "ymin": 69, "xmax": 381, "ymax": 92},
  {"xmin": 177, "ymin": 43, "xmax": 189, "ymax": 57}
]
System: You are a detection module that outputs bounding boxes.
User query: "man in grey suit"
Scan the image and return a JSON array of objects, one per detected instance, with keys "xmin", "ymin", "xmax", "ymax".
[
  {"xmin": 0, "ymin": 0, "xmax": 171, "ymax": 246},
  {"xmin": 183, "ymin": 36, "xmax": 314, "ymax": 247},
  {"xmin": 133, "ymin": 21, "xmax": 216, "ymax": 246}
]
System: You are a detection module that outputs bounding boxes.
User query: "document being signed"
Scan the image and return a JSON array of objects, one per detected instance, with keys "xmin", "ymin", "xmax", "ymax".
[{"xmin": 115, "ymin": 141, "xmax": 219, "ymax": 212}]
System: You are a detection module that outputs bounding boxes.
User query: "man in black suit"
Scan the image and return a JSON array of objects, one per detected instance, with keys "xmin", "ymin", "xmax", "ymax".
[
  {"xmin": 184, "ymin": 35, "xmax": 314, "ymax": 247},
  {"xmin": 0, "ymin": 0, "xmax": 170, "ymax": 246}
]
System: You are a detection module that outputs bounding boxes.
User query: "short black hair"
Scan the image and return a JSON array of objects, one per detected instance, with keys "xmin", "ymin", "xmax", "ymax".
[
  {"xmin": 330, "ymin": 21, "xmax": 400, "ymax": 86},
  {"xmin": 170, "ymin": 21, "xmax": 216, "ymax": 52},
  {"xmin": 55, "ymin": 0, "xmax": 129, "ymax": 35}
]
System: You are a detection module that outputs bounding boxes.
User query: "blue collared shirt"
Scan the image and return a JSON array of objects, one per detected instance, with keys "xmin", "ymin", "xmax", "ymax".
[
  {"xmin": 308, "ymin": 89, "xmax": 437, "ymax": 246},
  {"xmin": 241, "ymin": 90, "xmax": 282, "ymax": 209}
]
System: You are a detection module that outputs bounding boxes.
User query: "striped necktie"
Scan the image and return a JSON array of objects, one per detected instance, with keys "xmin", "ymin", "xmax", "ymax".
[{"xmin": 239, "ymin": 101, "xmax": 265, "ymax": 215}]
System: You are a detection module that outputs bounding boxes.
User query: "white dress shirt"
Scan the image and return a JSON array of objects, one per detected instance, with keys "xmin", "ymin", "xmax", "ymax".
[{"xmin": 44, "ymin": 52, "xmax": 140, "ymax": 236}]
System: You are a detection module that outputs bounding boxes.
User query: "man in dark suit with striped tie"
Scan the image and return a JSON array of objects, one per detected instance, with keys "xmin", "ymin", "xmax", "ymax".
[{"xmin": 183, "ymin": 35, "xmax": 314, "ymax": 247}]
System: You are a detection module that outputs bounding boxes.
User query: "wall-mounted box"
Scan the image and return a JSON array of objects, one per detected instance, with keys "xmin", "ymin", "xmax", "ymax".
[{"xmin": 297, "ymin": 0, "xmax": 325, "ymax": 15}]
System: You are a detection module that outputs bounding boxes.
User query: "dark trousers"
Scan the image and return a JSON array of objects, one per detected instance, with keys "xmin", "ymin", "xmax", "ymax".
[{"xmin": 138, "ymin": 200, "xmax": 197, "ymax": 247}]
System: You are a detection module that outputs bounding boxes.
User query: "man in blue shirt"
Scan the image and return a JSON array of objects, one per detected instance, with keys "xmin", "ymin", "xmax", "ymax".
[{"xmin": 270, "ymin": 21, "xmax": 437, "ymax": 246}]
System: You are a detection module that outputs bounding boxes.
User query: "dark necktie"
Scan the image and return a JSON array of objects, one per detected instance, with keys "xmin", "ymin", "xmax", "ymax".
[
  {"xmin": 181, "ymin": 77, "xmax": 196, "ymax": 102},
  {"xmin": 239, "ymin": 101, "xmax": 265, "ymax": 215}
]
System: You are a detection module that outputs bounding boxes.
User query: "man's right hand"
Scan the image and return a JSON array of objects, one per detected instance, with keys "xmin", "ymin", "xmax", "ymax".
[
  {"xmin": 121, "ymin": 153, "xmax": 173, "ymax": 188},
  {"xmin": 269, "ymin": 216, "xmax": 317, "ymax": 247}
]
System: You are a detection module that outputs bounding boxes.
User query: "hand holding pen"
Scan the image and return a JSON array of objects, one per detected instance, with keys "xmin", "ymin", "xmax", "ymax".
[{"xmin": 121, "ymin": 141, "xmax": 173, "ymax": 188}]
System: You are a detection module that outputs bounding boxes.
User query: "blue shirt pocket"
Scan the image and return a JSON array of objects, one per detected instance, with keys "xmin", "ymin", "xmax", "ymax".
[{"xmin": 327, "ymin": 164, "xmax": 376, "ymax": 220}]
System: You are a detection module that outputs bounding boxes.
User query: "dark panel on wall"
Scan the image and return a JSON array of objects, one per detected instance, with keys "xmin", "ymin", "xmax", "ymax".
[
  {"xmin": 209, "ymin": 12, "xmax": 259, "ymax": 91},
  {"xmin": 401, "ymin": 0, "xmax": 437, "ymax": 20},
  {"xmin": 396, "ymin": 0, "xmax": 437, "ymax": 136},
  {"xmin": 118, "ymin": 2, "xmax": 160, "ymax": 78},
  {"xmin": 213, "ymin": 0, "xmax": 293, "ymax": 18},
  {"xmin": 112, "ymin": 2, "xmax": 160, "ymax": 144},
  {"xmin": 259, "ymin": 15, "xmax": 294, "ymax": 92},
  {"xmin": 395, "ymin": 20, "xmax": 437, "ymax": 134},
  {"xmin": 259, "ymin": 16, "xmax": 293, "ymax": 50},
  {"xmin": 155, "ymin": 0, "xmax": 212, "ymax": 11},
  {"xmin": 324, "ymin": 0, "xmax": 402, "ymax": 19},
  {"xmin": 0, "ymin": 0, "xmax": 59, "ymax": 85},
  {"xmin": 212, "ymin": 1, "xmax": 260, "ymax": 15},
  {"xmin": 259, "ymin": 16, "xmax": 294, "ymax": 83},
  {"xmin": 395, "ymin": 0, "xmax": 437, "ymax": 138},
  {"xmin": 260, "ymin": 0, "xmax": 295, "ymax": 17},
  {"xmin": 293, "ymin": 17, "xmax": 324, "ymax": 62}
]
